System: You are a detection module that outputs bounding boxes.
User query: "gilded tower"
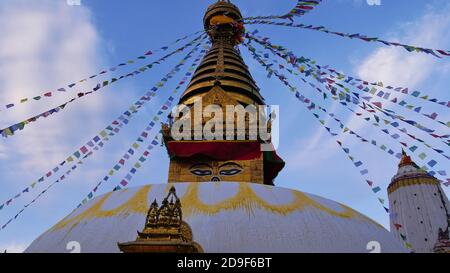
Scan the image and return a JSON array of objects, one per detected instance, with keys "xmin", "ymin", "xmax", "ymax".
[
  {"xmin": 388, "ymin": 151, "xmax": 450, "ymax": 253},
  {"xmin": 162, "ymin": 0, "xmax": 285, "ymax": 185},
  {"xmin": 118, "ymin": 0, "xmax": 285, "ymax": 254}
]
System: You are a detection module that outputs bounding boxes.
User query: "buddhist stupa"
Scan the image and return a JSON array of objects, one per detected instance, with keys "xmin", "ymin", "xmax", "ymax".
[
  {"xmin": 25, "ymin": 0, "xmax": 406, "ymax": 253},
  {"xmin": 388, "ymin": 150, "xmax": 450, "ymax": 253}
]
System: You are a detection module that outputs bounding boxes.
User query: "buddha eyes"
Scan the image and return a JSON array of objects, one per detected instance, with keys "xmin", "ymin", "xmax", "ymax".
[
  {"xmin": 219, "ymin": 169, "xmax": 242, "ymax": 176},
  {"xmin": 190, "ymin": 169, "xmax": 212, "ymax": 176},
  {"xmin": 189, "ymin": 163, "xmax": 243, "ymax": 177}
]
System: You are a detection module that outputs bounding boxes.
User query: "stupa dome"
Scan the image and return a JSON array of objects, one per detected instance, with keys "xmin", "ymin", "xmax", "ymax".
[{"xmin": 25, "ymin": 182, "xmax": 406, "ymax": 253}]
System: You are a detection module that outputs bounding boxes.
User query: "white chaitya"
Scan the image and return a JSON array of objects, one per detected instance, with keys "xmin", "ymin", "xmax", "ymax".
[
  {"xmin": 388, "ymin": 152, "xmax": 450, "ymax": 253},
  {"xmin": 26, "ymin": 182, "xmax": 406, "ymax": 253}
]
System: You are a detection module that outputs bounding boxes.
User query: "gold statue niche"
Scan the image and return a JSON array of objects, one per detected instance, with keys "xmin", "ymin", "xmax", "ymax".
[{"xmin": 117, "ymin": 186, "xmax": 203, "ymax": 253}]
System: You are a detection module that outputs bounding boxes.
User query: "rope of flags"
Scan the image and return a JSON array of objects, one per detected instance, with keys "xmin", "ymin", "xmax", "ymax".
[
  {"xmin": 283, "ymin": 67, "xmax": 448, "ymax": 180},
  {"xmin": 0, "ymin": 30, "xmax": 204, "ymax": 113},
  {"xmin": 326, "ymin": 81, "xmax": 450, "ymax": 144},
  {"xmin": 261, "ymin": 45, "xmax": 450, "ymax": 128},
  {"xmin": 76, "ymin": 45, "xmax": 208, "ymax": 208},
  {"xmin": 244, "ymin": 1, "xmax": 322, "ymax": 21},
  {"xmin": 245, "ymin": 41, "xmax": 415, "ymax": 252},
  {"xmin": 323, "ymin": 69, "xmax": 449, "ymax": 111},
  {"xmin": 254, "ymin": 39, "xmax": 450, "ymax": 130},
  {"xmin": 389, "ymin": 215, "xmax": 414, "ymax": 251},
  {"xmin": 0, "ymin": 34, "xmax": 207, "ymax": 139},
  {"xmin": 322, "ymin": 72, "xmax": 450, "ymax": 153},
  {"xmin": 76, "ymin": 101, "xmax": 168, "ymax": 208},
  {"xmin": 245, "ymin": 20, "xmax": 450, "ymax": 59},
  {"xmin": 111, "ymin": 135, "xmax": 161, "ymax": 192},
  {"xmin": 0, "ymin": 38, "xmax": 206, "ymax": 218},
  {"xmin": 0, "ymin": 92, "xmax": 155, "ymax": 214},
  {"xmin": 326, "ymin": 74, "xmax": 449, "ymax": 128},
  {"xmin": 249, "ymin": 40, "xmax": 450, "ymax": 185},
  {"xmin": 327, "ymin": 81, "xmax": 450, "ymax": 160},
  {"xmin": 247, "ymin": 33, "xmax": 450, "ymax": 141},
  {"xmin": 1, "ymin": 142, "xmax": 97, "ymax": 231},
  {"xmin": 250, "ymin": 30, "xmax": 450, "ymax": 111},
  {"xmin": 246, "ymin": 33, "xmax": 450, "ymax": 160}
]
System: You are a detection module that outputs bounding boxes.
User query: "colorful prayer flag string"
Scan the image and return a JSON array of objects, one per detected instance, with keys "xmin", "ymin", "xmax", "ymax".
[
  {"xmin": 0, "ymin": 34, "xmax": 207, "ymax": 139},
  {"xmin": 317, "ymin": 65, "xmax": 449, "ymax": 111},
  {"xmin": 77, "ymin": 99, "xmax": 170, "ymax": 208},
  {"xmin": 76, "ymin": 46, "xmax": 208, "ymax": 208},
  {"xmin": 0, "ymin": 92, "xmax": 154, "ymax": 213},
  {"xmin": 245, "ymin": 42, "xmax": 415, "ymax": 251},
  {"xmin": 0, "ymin": 42, "xmax": 208, "ymax": 231},
  {"xmin": 327, "ymin": 75, "xmax": 449, "ymax": 129},
  {"xmin": 249, "ymin": 40, "xmax": 449, "ymax": 184},
  {"xmin": 246, "ymin": 33, "xmax": 450, "ymax": 161},
  {"xmin": 111, "ymin": 134, "xmax": 161, "ymax": 193},
  {"xmin": 0, "ymin": 38, "xmax": 207, "ymax": 216},
  {"xmin": 257, "ymin": 42, "xmax": 450, "ymax": 129},
  {"xmin": 247, "ymin": 33, "xmax": 449, "ymax": 142},
  {"xmin": 0, "ymin": 30, "xmax": 204, "ymax": 112},
  {"xmin": 244, "ymin": 1, "xmax": 323, "ymax": 21},
  {"xmin": 244, "ymin": 20, "xmax": 450, "ymax": 59}
]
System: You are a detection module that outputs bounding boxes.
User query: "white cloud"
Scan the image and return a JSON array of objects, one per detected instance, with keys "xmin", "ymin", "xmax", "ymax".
[
  {"xmin": 347, "ymin": 3, "xmax": 450, "ymax": 132},
  {"xmin": 355, "ymin": 9, "xmax": 450, "ymax": 86},
  {"xmin": 0, "ymin": 0, "xmax": 114, "ymax": 250},
  {"xmin": 0, "ymin": 0, "xmax": 106, "ymax": 171},
  {"xmin": 0, "ymin": 242, "xmax": 26, "ymax": 253}
]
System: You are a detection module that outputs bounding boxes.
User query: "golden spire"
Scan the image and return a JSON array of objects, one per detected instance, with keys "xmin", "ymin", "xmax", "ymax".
[
  {"xmin": 162, "ymin": 1, "xmax": 285, "ymax": 186},
  {"xmin": 179, "ymin": 0, "xmax": 264, "ymax": 106}
]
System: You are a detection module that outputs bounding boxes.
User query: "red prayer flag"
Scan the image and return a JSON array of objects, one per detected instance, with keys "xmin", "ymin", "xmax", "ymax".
[{"xmin": 80, "ymin": 146, "xmax": 88, "ymax": 154}]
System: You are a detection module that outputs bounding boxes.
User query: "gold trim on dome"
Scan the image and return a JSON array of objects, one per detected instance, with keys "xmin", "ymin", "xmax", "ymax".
[
  {"xmin": 49, "ymin": 183, "xmax": 382, "ymax": 233},
  {"xmin": 50, "ymin": 186, "xmax": 152, "ymax": 231},
  {"xmin": 388, "ymin": 177, "xmax": 439, "ymax": 194},
  {"xmin": 179, "ymin": 183, "xmax": 368, "ymax": 221}
]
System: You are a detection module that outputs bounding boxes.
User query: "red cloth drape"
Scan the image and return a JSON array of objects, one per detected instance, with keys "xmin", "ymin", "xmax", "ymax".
[{"xmin": 167, "ymin": 141, "xmax": 261, "ymax": 161}]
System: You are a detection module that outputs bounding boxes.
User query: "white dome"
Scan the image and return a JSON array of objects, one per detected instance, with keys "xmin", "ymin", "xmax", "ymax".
[{"xmin": 25, "ymin": 182, "xmax": 406, "ymax": 253}]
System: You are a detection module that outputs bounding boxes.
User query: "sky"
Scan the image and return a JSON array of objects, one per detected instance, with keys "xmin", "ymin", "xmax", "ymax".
[{"xmin": 0, "ymin": 0, "xmax": 449, "ymax": 252}]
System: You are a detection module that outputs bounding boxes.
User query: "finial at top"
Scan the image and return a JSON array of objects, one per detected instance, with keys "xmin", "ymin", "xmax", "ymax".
[
  {"xmin": 399, "ymin": 149, "xmax": 413, "ymax": 167},
  {"xmin": 203, "ymin": 1, "xmax": 245, "ymax": 45}
]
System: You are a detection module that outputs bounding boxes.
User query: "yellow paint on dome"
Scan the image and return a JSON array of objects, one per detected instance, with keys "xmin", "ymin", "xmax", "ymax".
[
  {"xmin": 49, "ymin": 183, "xmax": 381, "ymax": 232},
  {"xmin": 50, "ymin": 185, "xmax": 152, "ymax": 231},
  {"xmin": 180, "ymin": 183, "xmax": 360, "ymax": 219}
]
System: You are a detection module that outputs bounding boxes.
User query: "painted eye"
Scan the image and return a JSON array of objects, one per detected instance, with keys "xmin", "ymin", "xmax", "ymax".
[
  {"xmin": 190, "ymin": 170, "xmax": 212, "ymax": 176},
  {"xmin": 219, "ymin": 169, "xmax": 242, "ymax": 176}
]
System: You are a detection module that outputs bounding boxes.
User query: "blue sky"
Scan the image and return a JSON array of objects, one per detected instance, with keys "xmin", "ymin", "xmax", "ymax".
[{"xmin": 0, "ymin": 0, "xmax": 449, "ymax": 252}]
